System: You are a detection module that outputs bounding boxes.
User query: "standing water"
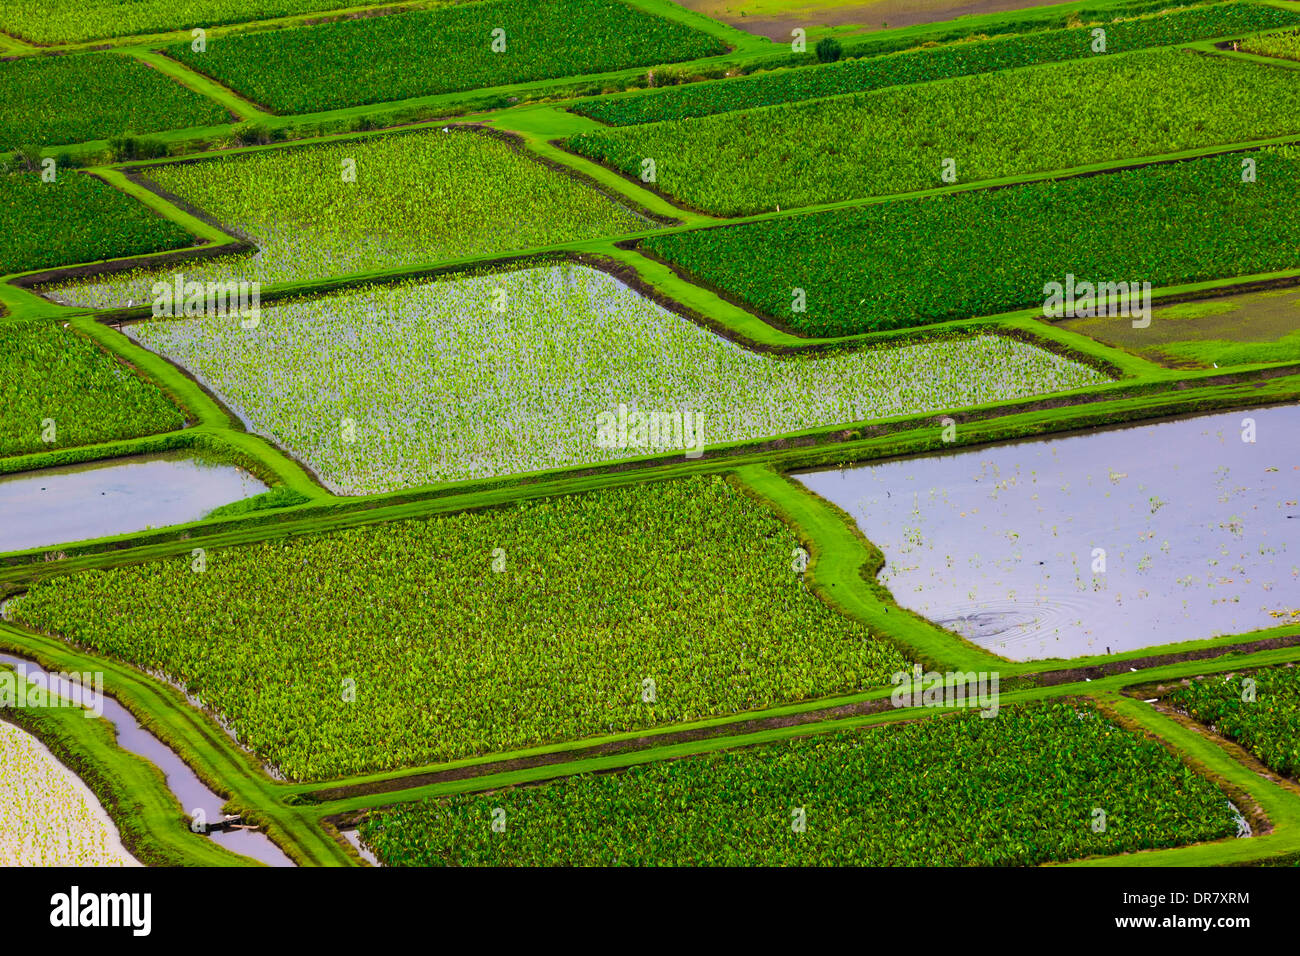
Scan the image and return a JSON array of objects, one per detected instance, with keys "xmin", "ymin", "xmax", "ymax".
[
  {"xmin": 0, "ymin": 652, "xmax": 294, "ymax": 866},
  {"xmin": 0, "ymin": 452, "xmax": 267, "ymax": 554},
  {"xmin": 797, "ymin": 405, "xmax": 1300, "ymax": 661}
]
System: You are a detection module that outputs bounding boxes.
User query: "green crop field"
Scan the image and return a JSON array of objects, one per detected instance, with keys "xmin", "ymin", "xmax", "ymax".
[
  {"xmin": 0, "ymin": 52, "xmax": 230, "ymax": 151},
  {"xmin": 166, "ymin": 0, "xmax": 728, "ymax": 114},
  {"xmin": 0, "ymin": 171, "xmax": 194, "ymax": 277},
  {"xmin": 358, "ymin": 700, "xmax": 1240, "ymax": 865},
  {"xmin": 640, "ymin": 147, "xmax": 1300, "ymax": 335},
  {"xmin": 8, "ymin": 476, "xmax": 910, "ymax": 780},
  {"xmin": 43, "ymin": 130, "xmax": 654, "ymax": 308},
  {"xmin": 0, "ymin": 320, "xmax": 185, "ymax": 457},
  {"xmin": 570, "ymin": 49, "xmax": 1300, "ymax": 215},
  {"xmin": 1242, "ymin": 27, "xmax": 1300, "ymax": 61},
  {"xmin": 1169, "ymin": 667, "xmax": 1300, "ymax": 778},
  {"xmin": 125, "ymin": 264, "xmax": 1107, "ymax": 492},
  {"xmin": 4, "ymin": 0, "xmax": 1299, "ymax": 888},
  {"xmin": 574, "ymin": 2, "xmax": 1300, "ymax": 126},
  {"xmin": 0, "ymin": 0, "xmax": 362, "ymax": 44}
]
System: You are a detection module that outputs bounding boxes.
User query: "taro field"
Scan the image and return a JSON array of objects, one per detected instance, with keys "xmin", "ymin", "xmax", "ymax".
[{"xmin": 2, "ymin": 0, "xmax": 1300, "ymax": 896}]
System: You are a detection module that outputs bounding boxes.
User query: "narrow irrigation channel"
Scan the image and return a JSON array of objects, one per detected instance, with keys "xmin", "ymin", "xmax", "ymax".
[
  {"xmin": 0, "ymin": 451, "xmax": 267, "ymax": 554},
  {"xmin": 798, "ymin": 404, "xmax": 1300, "ymax": 661},
  {"xmin": 0, "ymin": 651, "xmax": 293, "ymax": 867}
]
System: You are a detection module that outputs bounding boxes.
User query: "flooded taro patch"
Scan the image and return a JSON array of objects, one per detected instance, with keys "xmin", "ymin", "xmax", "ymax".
[
  {"xmin": 797, "ymin": 405, "xmax": 1300, "ymax": 661},
  {"xmin": 0, "ymin": 717, "xmax": 138, "ymax": 866},
  {"xmin": 123, "ymin": 263, "xmax": 1107, "ymax": 493},
  {"xmin": 0, "ymin": 452, "xmax": 267, "ymax": 554}
]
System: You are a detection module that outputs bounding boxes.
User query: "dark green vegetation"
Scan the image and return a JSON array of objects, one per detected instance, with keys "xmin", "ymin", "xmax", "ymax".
[
  {"xmin": 9, "ymin": 476, "xmax": 909, "ymax": 781},
  {"xmin": 640, "ymin": 147, "xmax": 1300, "ymax": 336},
  {"xmin": 570, "ymin": 49, "xmax": 1300, "ymax": 215},
  {"xmin": 0, "ymin": 171, "xmax": 193, "ymax": 277},
  {"xmin": 0, "ymin": 52, "xmax": 230, "ymax": 151},
  {"xmin": 0, "ymin": 0, "xmax": 361, "ymax": 44},
  {"xmin": 0, "ymin": 320, "xmax": 185, "ymax": 457},
  {"xmin": 358, "ymin": 701, "xmax": 1240, "ymax": 866},
  {"xmin": 1169, "ymin": 667, "xmax": 1300, "ymax": 777},
  {"xmin": 574, "ymin": 2, "xmax": 1300, "ymax": 126},
  {"xmin": 166, "ymin": 0, "xmax": 728, "ymax": 115},
  {"xmin": 1059, "ymin": 286, "xmax": 1300, "ymax": 367}
]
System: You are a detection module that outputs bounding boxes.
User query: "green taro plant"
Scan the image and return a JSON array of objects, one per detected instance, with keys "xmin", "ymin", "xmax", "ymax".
[
  {"xmin": 0, "ymin": 320, "xmax": 186, "ymax": 458},
  {"xmin": 42, "ymin": 129, "xmax": 654, "ymax": 309},
  {"xmin": 639, "ymin": 147, "xmax": 1300, "ymax": 336},
  {"xmin": 9, "ymin": 476, "xmax": 911, "ymax": 780},
  {"xmin": 358, "ymin": 700, "xmax": 1240, "ymax": 866},
  {"xmin": 0, "ymin": 171, "xmax": 194, "ymax": 277},
  {"xmin": 165, "ymin": 0, "xmax": 728, "ymax": 114},
  {"xmin": 568, "ymin": 48, "xmax": 1300, "ymax": 215},
  {"xmin": 573, "ymin": 3, "xmax": 1300, "ymax": 126},
  {"xmin": 1169, "ymin": 667, "xmax": 1300, "ymax": 777},
  {"xmin": 0, "ymin": 51, "xmax": 229, "ymax": 152}
]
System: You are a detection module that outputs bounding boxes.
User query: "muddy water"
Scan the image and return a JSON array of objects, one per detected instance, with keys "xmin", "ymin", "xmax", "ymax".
[
  {"xmin": 0, "ymin": 452, "xmax": 266, "ymax": 554},
  {"xmin": 796, "ymin": 405, "xmax": 1300, "ymax": 661},
  {"xmin": 0, "ymin": 652, "xmax": 294, "ymax": 866}
]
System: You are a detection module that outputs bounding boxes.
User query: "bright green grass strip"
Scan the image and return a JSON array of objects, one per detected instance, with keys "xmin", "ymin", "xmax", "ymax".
[
  {"xmin": 0, "ymin": 171, "xmax": 192, "ymax": 277},
  {"xmin": 166, "ymin": 0, "xmax": 728, "ymax": 115},
  {"xmin": 8, "ymin": 475, "xmax": 911, "ymax": 781},
  {"xmin": 641, "ymin": 147, "xmax": 1300, "ymax": 337},
  {"xmin": 0, "ymin": 52, "xmax": 230, "ymax": 151},
  {"xmin": 125, "ymin": 264, "xmax": 1108, "ymax": 493},
  {"xmin": 575, "ymin": 3, "xmax": 1300, "ymax": 125},
  {"xmin": 357, "ymin": 699, "xmax": 1240, "ymax": 865},
  {"xmin": 1168, "ymin": 665, "xmax": 1300, "ymax": 777},
  {"xmin": 0, "ymin": 320, "xmax": 185, "ymax": 457},
  {"xmin": 1242, "ymin": 26, "xmax": 1300, "ymax": 61},
  {"xmin": 0, "ymin": 0, "xmax": 366, "ymax": 44},
  {"xmin": 570, "ymin": 48, "xmax": 1300, "ymax": 216},
  {"xmin": 43, "ymin": 129, "xmax": 652, "ymax": 309}
]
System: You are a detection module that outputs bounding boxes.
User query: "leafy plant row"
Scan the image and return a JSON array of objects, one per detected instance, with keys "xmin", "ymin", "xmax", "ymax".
[
  {"xmin": 639, "ymin": 147, "xmax": 1300, "ymax": 336},
  {"xmin": 0, "ymin": 171, "xmax": 193, "ymax": 277},
  {"xmin": 569, "ymin": 48, "xmax": 1300, "ymax": 216},
  {"xmin": 0, "ymin": 320, "xmax": 185, "ymax": 458},
  {"xmin": 573, "ymin": 2, "xmax": 1300, "ymax": 126},
  {"xmin": 1242, "ymin": 27, "xmax": 1300, "ymax": 61},
  {"xmin": 43, "ymin": 128, "xmax": 652, "ymax": 310},
  {"xmin": 9, "ymin": 476, "xmax": 912, "ymax": 781},
  {"xmin": 357, "ymin": 700, "xmax": 1240, "ymax": 866},
  {"xmin": 0, "ymin": 51, "xmax": 230, "ymax": 152},
  {"xmin": 166, "ymin": 0, "xmax": 728, "ymax": 115},
  {"xmin": 0, "ymin": 0, "xmax": 358, "ymax": 44},
  {"xmin": 1168, "ymin": 665, "xmax": 1300, "ymax": 777}
]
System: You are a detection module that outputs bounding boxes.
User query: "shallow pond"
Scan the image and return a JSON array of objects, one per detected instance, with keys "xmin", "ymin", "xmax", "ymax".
[
  {"xmin": 0, "ymin": 452, "xmax": 266, "ymax": 554},
  {"xmin": 796, "ymin": 405, "xmax": 1300, "ymax": 661}
]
